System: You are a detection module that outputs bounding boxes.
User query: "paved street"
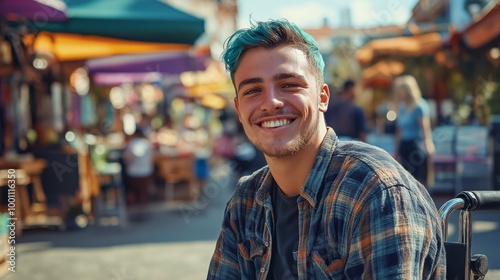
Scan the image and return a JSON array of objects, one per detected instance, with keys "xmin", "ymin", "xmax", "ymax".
[
  {"xmin": 3, "ymin": 158, "xmax": 500, "ymax": 280},
  {"xmin": 4, "ymin": 161, "xmax": 236, "ymax": 280}
]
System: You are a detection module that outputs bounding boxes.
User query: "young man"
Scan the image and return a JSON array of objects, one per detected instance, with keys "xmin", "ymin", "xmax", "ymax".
[{"xmin": 207, "ymin": 19, "xmax": 446, "ymax": 279}]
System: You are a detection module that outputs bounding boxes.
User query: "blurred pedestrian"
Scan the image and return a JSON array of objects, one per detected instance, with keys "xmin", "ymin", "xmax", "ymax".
[
  {"xmin": 123, "ymin": 128, "xmax": 153, "ymax": 220},
  {"xmin": 394, "ymin": 75, "xmax": 435, "ymax": 187},
  {"xmin": 325, "ymin": 79, "xmax": 367, "ymax": 141},
  {"xmin": 137, "ymin": 112, "xmax": 153, "ymax": 136}
]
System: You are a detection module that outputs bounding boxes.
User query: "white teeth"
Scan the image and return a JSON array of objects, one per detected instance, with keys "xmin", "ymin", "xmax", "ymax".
[{"xmin": 261, "ymin": 119, "xmax": 291, "ymax": 128}]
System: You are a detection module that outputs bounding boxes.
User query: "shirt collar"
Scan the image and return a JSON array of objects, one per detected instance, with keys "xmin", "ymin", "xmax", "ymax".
[{"xmin": 300, "ymin": 128, "xmax": 338, "ymax": 207}]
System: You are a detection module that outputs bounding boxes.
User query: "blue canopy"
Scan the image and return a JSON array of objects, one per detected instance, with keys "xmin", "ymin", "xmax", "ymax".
[{"xmin": 38, "ymin": 0, "xmax": 205, "ymax": 44}]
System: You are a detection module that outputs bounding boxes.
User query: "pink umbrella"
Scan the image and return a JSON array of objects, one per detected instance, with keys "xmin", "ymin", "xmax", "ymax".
[{"xmin": 0, "ymin": 0, "xmax": 68, "ymax": 22}]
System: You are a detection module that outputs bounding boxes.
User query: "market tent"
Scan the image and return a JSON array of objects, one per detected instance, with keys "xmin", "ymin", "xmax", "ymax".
[
  {"xmin": 92, "ymin": 72, "xmax": 165, "ymax": 87},
  {"xmin": 36, "ymin": 0, "xmax": 205, "ymax": 44},
  {"xmin": 461, "ymin": 2, "xmax": 500, "ymax": 49},
  {"xmin": 85, "ymin": 51, "xmax": 207, "ymax": 75},
  {"xmin": 84, "ymin": 51, "xmax": 207, "ymax": 86},
  {"xmin": 361, "ymin": 60, "xmax": 405, "ymax": 88},
  {"xmin": 180, "ymin": 62, "xmax": 234, "ymax": 97},
  {"xmin": 33, "ymin": 32, "xmax": 193, "ymax": 61},
  {"xmin": 0, "ymin": 0, "xmax": 68, "ymax": 22},
  {"xmin": 180, "ymin": 61, "xmax": 235, "ymax": 109},
  {"xmin": 356, "ymin": 32, "xmax": 443, "ymax": 65}
]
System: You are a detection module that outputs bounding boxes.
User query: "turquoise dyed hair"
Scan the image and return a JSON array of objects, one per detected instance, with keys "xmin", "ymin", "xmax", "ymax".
[{"xmin": 222, "ymin": 19, "xmax": 325, "ymax": 87}]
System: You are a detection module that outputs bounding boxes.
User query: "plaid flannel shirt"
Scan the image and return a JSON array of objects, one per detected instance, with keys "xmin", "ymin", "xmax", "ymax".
[{"xmin": 208, "ymin": 129, "xmax": 446, "ymax": 279}]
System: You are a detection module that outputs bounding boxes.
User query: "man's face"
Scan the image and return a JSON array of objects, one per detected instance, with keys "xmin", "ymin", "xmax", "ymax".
[{"xmin": 233, "ymin": 45, "xmax": 329, "ymax": 158}]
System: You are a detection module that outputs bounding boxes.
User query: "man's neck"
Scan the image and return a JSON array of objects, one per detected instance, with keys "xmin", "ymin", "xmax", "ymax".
[{"xmin": 265, "ymin": 128, "xmax": 328, "ymax": 197}]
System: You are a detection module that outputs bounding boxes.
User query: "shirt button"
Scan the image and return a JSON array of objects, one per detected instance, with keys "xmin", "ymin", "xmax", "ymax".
[
  {"xmin": 260, "ymin": 268, "xmax": 266, "ymax": 273},
  {"xmin": 265, "ymin": 242, "xmax": 269, "ymax": 247}
]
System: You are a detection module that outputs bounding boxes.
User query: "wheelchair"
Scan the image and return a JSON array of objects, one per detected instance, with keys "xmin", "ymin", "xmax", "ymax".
[{"xmin": 439, "ymin": 190, "xmax": 500, "ymax": 280}]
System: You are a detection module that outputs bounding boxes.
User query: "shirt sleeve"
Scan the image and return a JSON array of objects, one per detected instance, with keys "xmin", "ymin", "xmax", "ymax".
[
  {"xmin": 345, "ymin": 186, "xmax": 446, "ymax": 279},
  {"xmin": 207, "ymin": 204, "xmax": 241, "ymax": 279},
  {"xmin": 417, "ymin": 100, "xmax": 430, "ymax": 118}
]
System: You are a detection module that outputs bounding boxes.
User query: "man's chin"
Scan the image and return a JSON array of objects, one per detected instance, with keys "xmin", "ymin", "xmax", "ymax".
[{"xmin": 258, "ymin": 143, "xmax": 301, "ymax": 159}]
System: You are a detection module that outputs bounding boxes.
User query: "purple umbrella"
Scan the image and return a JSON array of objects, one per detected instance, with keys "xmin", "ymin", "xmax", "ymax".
[
  {"xmin": 92, "ymin": 72, "xmax": 166, "ymax": 86},
  {"xmin": 0, "ymin": 0, "xmax": 68, "ymax": 22},
  {"xmin": 85, "ymin": 51, "xmax": 207, "ymax": 75}
]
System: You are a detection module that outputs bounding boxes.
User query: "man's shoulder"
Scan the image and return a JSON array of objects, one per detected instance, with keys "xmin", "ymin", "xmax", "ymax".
[
  {"xmin": 334, "ymin": 141, "xmax": 410, "ymax": 186},
  {"xmin": 335, "ymin": 140, "xmax": 390, "ymax": 160}
]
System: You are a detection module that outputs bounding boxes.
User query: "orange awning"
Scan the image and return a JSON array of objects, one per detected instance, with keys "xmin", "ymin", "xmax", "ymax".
[
  {"xmin": 356, "ymin": 32, "xmax": 443, "ymax": 65},
  {"xmin": 462, "ymin": 2, "xmax": 500, "ymax": 49},
  {"xmin": 362, "ymin": 60, "xmax": 405, "ymax": 88},
  {"xmin": 181, "ymin": 61, "xmax": 235, "ymax": 98},
  {"xmin": 33, "ymin": 32, "xmax": 192, "ymax": 61}
]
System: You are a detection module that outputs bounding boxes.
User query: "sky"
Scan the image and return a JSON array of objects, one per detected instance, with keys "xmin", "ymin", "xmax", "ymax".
[{"xmin": 238, "ymin": 0, "xmax": 420, "ymax": 29}]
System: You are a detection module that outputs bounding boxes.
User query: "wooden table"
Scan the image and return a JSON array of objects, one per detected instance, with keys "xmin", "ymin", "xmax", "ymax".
[
  {"xmin": 0, "ymin": 157, "xmax": 63, "ymax": 234},
  {"xmin": 0, "ymin": 169, "xmax": 30, "ymax": 236},
  {"xmin": 0, "ymin": 158, "xmax": 48, "ymax": 211},
  {"xmin": 154, "ymin": 154, "xmax": 200, "ymax": 201}
]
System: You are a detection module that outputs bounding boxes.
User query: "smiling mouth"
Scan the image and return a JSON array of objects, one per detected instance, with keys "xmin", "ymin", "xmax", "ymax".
[{"xmin": 260, "ymin": 119, "xmax": 293, "ymax": 128}]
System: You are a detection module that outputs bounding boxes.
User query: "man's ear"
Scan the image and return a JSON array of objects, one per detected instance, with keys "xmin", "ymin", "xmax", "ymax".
[
  {"xmin": 234, "ymin": 97, "xmax": 243, "ymax": 122},
  {"xmin": 319, "ymin": 84, "xmax": 330, "ymax": 112}
]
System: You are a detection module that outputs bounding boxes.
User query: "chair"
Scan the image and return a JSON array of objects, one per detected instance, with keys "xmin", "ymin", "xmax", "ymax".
[
  {"xmin": 94, "ymin": 163, "xmax": 128, "ymax": 229},
  {"xmin": 455, "ymin": 126, "xmax": 491, "ymax": 194},
  {"xmin": 432, "ymin": 125, "xmax": 458, "ymax": 191}
]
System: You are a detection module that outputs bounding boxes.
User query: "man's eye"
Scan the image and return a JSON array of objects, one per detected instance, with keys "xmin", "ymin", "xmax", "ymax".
[
  {"xmin": 243, "ymin": 88, "xmax": 260, "ymax": 95},
  {"xmin": 282, "ymin": 83, "xmax": 298, "ymax": 89}
]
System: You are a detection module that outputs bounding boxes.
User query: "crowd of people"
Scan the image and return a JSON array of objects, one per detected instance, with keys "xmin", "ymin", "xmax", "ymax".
[{"xmin": 323, "ymin": 73, "xmax": 436, "ymax": 187}]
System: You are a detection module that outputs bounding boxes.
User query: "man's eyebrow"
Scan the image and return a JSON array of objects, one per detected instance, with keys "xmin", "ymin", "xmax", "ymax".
[
  {"xmin": 236, "ymin": 73, "xmax": 305, "ymax": 92},
  {"xmin": 237, "ymin": 77, "xmax": 262, "ymax": 92},
  {"xmin": 273, "ymin": 73, "xmax": 305, "ymax": 81}
]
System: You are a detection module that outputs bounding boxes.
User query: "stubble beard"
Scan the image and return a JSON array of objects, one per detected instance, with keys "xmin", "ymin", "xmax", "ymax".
[{"xmin": 245, "ymin": 110, "xmax": 320, "ymax": 159}]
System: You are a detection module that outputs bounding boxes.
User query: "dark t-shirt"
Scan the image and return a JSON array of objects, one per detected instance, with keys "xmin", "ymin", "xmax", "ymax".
[{"xmin": 268, "ymin": 183, "xmax": 299, "ymax": 280}]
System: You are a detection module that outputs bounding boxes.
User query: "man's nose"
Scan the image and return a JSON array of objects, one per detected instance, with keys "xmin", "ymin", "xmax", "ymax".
[{"xmin": 260, "ymin": 88, "xmax": 284, "ymax": 111}]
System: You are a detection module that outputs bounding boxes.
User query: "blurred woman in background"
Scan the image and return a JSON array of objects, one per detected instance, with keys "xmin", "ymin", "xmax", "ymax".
[{"xmin": 394, "ymin": 75, "xmax": 435, "ymax": 187}]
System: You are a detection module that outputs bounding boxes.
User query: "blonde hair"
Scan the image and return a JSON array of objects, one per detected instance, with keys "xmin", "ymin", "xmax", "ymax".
[{"xmin": 393, "ymin": 75, "xmax": 422, "ymax": 109}]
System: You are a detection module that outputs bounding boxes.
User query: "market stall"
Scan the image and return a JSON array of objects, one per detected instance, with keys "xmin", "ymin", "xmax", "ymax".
[{"xmin": 1, "ymin": 0, "xmax": 208, "ymax": 229}]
